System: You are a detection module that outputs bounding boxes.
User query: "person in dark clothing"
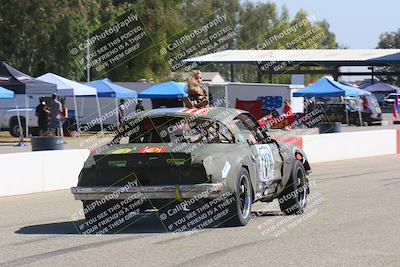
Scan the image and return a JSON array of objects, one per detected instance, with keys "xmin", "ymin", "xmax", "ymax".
[
  {"xmin": 135, "ymin": 99, "xmax": 145, "ymax": 112},
  {"xmin": 118, "ymin": 99, "xmax": 126, "ymax": 124},
  {"xmin": 35, "ymin": 97, "xmax": 50, "ymax": 136}
]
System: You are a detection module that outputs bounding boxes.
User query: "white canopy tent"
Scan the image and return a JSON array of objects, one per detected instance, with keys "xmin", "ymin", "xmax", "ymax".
[{"xmin": 36, "ymin": 73, "xmax": 103, "ymax": 134}]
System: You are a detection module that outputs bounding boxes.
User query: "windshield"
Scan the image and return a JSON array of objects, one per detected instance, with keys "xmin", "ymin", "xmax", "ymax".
[{"xmin": 113, "ymin": 116, "xmax": 235, "ymax": 144}]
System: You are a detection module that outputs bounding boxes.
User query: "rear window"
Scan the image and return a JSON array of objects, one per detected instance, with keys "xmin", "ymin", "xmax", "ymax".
[{"xmin": 113, "ymin": 116, "xmax": 235, "ymax": 144}]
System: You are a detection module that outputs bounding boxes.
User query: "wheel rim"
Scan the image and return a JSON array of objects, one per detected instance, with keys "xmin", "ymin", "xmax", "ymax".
[
  {"xmin": 238, "ymin": 174, "xmax": 251, "ymax": 218},
  {"xmin": 13, "ymin": 125, "xmax": 22, "ymax": 136},
  {"xmin": 296, "ymin": 168, "xmax": 307, "ymax": 208}
]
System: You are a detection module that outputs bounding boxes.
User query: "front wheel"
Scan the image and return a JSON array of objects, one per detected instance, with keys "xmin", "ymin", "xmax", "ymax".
[
  {"xmin": 279, "ymin": 160, "xmax": 309, "ymax": 215},
  {"xmin": 226, "ymin": 167, "xmax": 253, "ymax": 226},
  {"xmin": 9, "ymin": 118, "xmax": 25, "ymax": 137}
]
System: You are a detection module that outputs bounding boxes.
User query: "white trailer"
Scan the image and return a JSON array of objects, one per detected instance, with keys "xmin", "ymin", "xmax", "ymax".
[{"xmin": 206, "ymin": 82, "xmax": 304, "ymax": 114}]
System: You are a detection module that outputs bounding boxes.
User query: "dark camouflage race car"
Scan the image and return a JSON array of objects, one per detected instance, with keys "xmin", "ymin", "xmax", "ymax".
[{"xmin": 71, "ymin": 107, "xmax": 311, "ymax": 232}]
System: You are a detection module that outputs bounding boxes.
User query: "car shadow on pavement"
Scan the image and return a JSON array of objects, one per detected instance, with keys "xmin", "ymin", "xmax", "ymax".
[
  {"xmin": 16, "ymin": 211, "xmax": 284, "ymax": 235},
  {"xmin": 15, "ymin": 214, "xmax": 175, "ymax": 235}
]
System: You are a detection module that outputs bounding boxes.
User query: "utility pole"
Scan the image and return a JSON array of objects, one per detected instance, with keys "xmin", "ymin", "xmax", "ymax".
[{"xmin": 86, "ymin": 36, "xmax": 90, "ymax": 82}]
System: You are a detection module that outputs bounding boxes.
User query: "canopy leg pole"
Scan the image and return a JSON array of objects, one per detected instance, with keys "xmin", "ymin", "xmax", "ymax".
[
  {"xmin": 25, "ymin": 95, "xmax": 29, "ymax": 138},
  {"xmin": 357, "ymin": 98, "xmax": 363, "ymax": 127},
  {"xmin": 115, "ymin": 97, "xmax": 119, "ymax": 127},
  {"xmin": 345, "ymin": 107, "xmax": 349, "ymax": 126},
  {"xmin": 73, "ymin": 94, "xmax": 81, "ymax": 136},
  {"xmin": 80, "ymin": 97, "xmax": 85, "ymax": 118},
  {"xmin": 95, "ymin": 94, "xmax": 104, "ymax": 134},
  {"xmin": 14, "ymin": 101, "xmax": 26, "ymax": 146},
  {"xmin": 224, "ymin": 85, "xmax": 228, "ymax": 108}
]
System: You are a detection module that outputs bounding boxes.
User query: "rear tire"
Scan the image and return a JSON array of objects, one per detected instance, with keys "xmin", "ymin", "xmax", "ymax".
[
  {"xmin": 226, "ymin": 167, "xmax": 252, "ymax": 226},
  {"xmin": 279, "ymin": 160, "xmax": 308, "ymax": 215}
]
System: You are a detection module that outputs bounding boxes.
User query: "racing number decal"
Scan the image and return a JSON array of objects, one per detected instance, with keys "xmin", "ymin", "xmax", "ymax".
[{"xmin": 255, "ymin": 144, "xmax": 275, "ymax": 184}]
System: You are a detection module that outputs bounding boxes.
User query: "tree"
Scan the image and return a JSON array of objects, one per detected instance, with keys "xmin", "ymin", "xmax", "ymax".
[
  {"xmin": 102, "ymin": 0, "xmax": 185, "ymax": 82},
  {"xmin": 0, "ymin": 0, "xmax": 338, "ymax": 83},
  {"xmin": 235, "ymin": 2, "xmax": 338, "ymax": 83},
  {"xmin": 0, "ymin": 0, "xmax": 115, "ymax": 80},
  {"xmin": 376, "ymin": 29, "xmax": 400, "ymax": 86}
]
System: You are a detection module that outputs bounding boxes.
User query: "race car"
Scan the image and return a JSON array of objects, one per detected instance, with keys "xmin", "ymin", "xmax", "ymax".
[{"xmin": 71, "ymin": 107, "xmax": 311, "ymax": 232}]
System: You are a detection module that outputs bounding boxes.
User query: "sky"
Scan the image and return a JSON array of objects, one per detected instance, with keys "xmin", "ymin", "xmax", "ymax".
[
  {"xmin": 255, "ymin": 0, "xmax": 399, "ymax": 81},
  {"xmin": 257, "ymin": 0, "xmax": 399, "ymax": 49}
]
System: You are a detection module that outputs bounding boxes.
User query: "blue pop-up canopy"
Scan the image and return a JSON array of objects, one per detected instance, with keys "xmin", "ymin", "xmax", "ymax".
[
  {"xmin": 294, "ymin": 76, "xmax": 367, "ymax": 125},
  {"xmin": 0, "ymin": 86, "xmax": 14, "ymax": 99},
  {"xmin": 138, "ymin": 81, "xmax": 187, "ymax": 99},
  {"xmin": 347, "ymin": 87, "xmax": 371, "ymax": 96},
  {"xmin": 87, "ymin": 78, "xmax": 137, "ymax": 98},
  {"xmin": 363, "ymin": 83, "xmax": 400, "ymax": 93},
  {"xmin": 85, "ymin": 78, "xmax": 137, "ymax": 126},
  {"xmin": 0, "ymin": 85, "xmax": 25, "ymax": 144},
  {"xmin": 293, "ymin": 76, "xmax": 359, "ymax": 97}
]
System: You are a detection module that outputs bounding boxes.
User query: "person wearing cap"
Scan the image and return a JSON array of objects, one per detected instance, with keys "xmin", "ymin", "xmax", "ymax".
[
  {"xmin": 35, "ymin": 97, "xmax": 50, "ymax": 136},
  {"xmin": 49, "ymin": 93, "xmax": 63, "ymax": 136}
]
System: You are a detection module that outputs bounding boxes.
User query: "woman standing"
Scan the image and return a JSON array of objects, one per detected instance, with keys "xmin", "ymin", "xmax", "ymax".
[{"xmin": 183, "ymin": 70, "xmax": 208, "ymax": 108}]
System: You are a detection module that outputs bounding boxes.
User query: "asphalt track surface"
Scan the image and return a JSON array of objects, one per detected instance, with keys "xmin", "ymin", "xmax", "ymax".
[{"xmin": 0, "ymin": 155, "xmax": 399, "ymax": 266}]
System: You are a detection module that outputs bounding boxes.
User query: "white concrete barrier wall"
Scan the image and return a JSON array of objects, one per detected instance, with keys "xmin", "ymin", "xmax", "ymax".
[
  {"xmin": 302, "ymin": 130, "xmax": 397, "ymax": 163},
  {"xmin": 0, "ymin": 130, "xmax": 398, "ymax": 196},
  {"xmin": 0, "ymin": 149, "xmax": 89, "ymax": 197}
]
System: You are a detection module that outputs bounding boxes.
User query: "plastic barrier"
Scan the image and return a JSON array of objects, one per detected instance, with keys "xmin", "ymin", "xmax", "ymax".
[
  {"xmin": 318, "ymin": 122, "xmax": 342, "ymax": 134},
  {"xmin": 31, "ymin": 136, "xmax": 64, "ymax": 151}
]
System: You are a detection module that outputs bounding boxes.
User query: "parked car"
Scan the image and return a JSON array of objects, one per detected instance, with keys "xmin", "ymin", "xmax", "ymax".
[
  {"xmin": 71, "ymin": 107, "xmax": 311, "ymax": 233},
  {"xmin": 383, "ymin": 93, "xmax": 399, "ymax": 107},
  {"xmin": 313, "ymin": 94, "xmax": 382, "ymax": 126},
  {"xmin": 0, "ymin": 95, "xmax": 76, "ymax": 136},
  {"xmin": 347, "ymin": 95, "xmax": 382, "ymax": 126}
]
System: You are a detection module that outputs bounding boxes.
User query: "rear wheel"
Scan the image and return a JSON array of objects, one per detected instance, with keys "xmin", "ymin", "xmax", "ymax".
[
  {"xmin": 279, "ymin": 160, "xmax": 308, "ymax": 215},
  {"xmin": 226, "ymin": 167, "xmax": 252, "ymax": 226}
]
